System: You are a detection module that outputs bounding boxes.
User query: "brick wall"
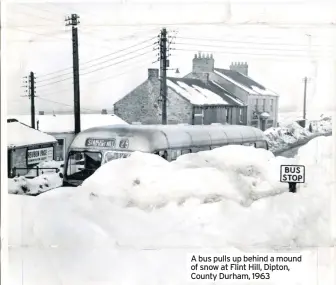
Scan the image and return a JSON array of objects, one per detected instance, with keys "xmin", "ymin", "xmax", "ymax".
[{"xmin": 114, "ymin": 77, "xmax": 193, "ymax": 125}]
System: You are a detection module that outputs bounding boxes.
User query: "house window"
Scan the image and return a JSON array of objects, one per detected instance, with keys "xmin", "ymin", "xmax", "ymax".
[
  {"xmin": 263, "ymin": 99, "xmax": 266, "ymax": 111},
  {"xmin": 255, "ymin": 99, "xmax": 258, "ymax": 111},
  {"xmin": 239, "ymin": 108, "xmax": 243, "ymax": 123},
  {"xmin": 226, "ymin": 109, "xmax": 229, "ymax": 123},
  {"xmin": 270, "ymin": 99, "xmax": 274, "ymax": 112},
  {"xmin": 56, "ymin": 139, "xmax": 65, "ymax": 161}
]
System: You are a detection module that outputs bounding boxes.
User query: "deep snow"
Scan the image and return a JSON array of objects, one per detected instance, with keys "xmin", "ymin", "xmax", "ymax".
[
  {"xmin": 8, "ymin": 136, "xmax": 335, "ymax": 285},
  {"xmin": 265, "ymin": 116, "xmax": 332, "ymax": 151},
  {"xmin": 8, "ymin": 160, "xmax": 63, "ymax": 195}
]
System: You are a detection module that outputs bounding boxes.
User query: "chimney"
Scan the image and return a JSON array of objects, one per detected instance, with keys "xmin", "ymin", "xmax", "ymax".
[
  {"xmin": 198, "ymin": 73, "xmax": 210, "ymax": 84},
  {"xmin": 229, "ymin": 62, "xmax": 248, "ymax": 76},
  {"xmin": 148, "ymin": 68, "xmax": 159, "ymax": 80},
  {"xmin": 192, "ymin": 52, "xmax": 215, "ymax": 74}
]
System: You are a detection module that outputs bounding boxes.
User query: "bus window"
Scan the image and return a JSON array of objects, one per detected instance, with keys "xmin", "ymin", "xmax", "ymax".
[
  {"xmin": 103, "ymin": 151, "xmax": 131, "ymax": 163},
  {"xmin": 66, "ymin": 151, "xmax": 102, "ymax": 180},
  {"xmin": 170, "ymin": 150, "xmax": 182, "ymax": 160},
  {"xmin": 243, "ymin": 142, "xmax": 255, "ymax": 147},
  {"xmin": 181, "ymin": 149, "xmax": 191, "ymax": 155},
  {"xmin": 161, "ymin": 151, "xmax": 168, "ymax": 160},
  {"xmin": 255, "ymin": 141, "xmax": 267, "ymax": 149}
]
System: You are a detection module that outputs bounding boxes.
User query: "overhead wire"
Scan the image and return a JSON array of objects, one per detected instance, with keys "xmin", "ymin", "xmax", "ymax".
[
  {"xmin": 37, "ymin": 56, "xmax": 157, "ymax": 97},
  {"xmin": 36, "ymin": 97, "xmax": 98, "ymax": 112},
  {"xmin": 37, "ymin": 35, "xmax": 158, "ymax": 79},
  {"xmin": 36, "ymin": 48, "xmax": 156, "ymax": 88},
  {"xmin": 175, "ymin": 36, "xmax": 333, "ymax": 49},
  {"xmin": 173, "ymin": 47, "xmax": 333, "ymax": 60}
]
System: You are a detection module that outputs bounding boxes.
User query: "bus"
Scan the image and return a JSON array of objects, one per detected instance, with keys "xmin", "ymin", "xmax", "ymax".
[{"xmin": 62, "ymin": 124, "xmax": 269, "ymax": 187}]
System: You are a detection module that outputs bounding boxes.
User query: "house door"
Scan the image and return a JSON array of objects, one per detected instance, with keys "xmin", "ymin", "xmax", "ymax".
[
  {"xmin": 261, "ymin": 119, "xmax": 266, "ymax": 131},
  {"xmin": 8, "ymin": 150, "xmax": 12, "ymax": 177}
]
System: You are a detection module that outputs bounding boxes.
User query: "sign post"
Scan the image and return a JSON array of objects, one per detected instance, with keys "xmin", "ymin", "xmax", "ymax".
[{"xmin": 280, "ymin": 165, "xmax": 305, "ymax": 193}]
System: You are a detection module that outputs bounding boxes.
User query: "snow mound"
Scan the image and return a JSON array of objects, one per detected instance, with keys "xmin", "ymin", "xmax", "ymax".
[
  {"xmin": 8, "ymin": 173, "xmax": 62, "ymax": 195},
  {"xmin": 265, "ymin": 122, "xmax": 314, "ymax": 151},
  {"xmin": 9, "ymin": 160, "xmax": 64, "ymax": 195},
  {"xmin": 81, "ymin": 146, "xmax": 283, "ymax": 208},
  {"xmin": 309, "ymin": 116, "xmax": 332, "ymax": 134},
  {"xmin": 8, "ymin": 136, "xmax": 335, "ymax": 284}
]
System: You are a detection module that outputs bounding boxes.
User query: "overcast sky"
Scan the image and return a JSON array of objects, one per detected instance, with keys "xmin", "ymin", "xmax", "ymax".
[{"xmin": 3, "ymin": 0, "xmax": 336, "ymax": 116}]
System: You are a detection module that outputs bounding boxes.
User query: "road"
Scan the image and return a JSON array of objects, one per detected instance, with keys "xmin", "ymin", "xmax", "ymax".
[{"xmin": 276, "ymin": 145, "xmax": 302, "ymax": 158}]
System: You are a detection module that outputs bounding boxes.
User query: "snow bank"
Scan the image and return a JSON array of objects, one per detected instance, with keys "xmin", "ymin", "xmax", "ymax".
[
  {"xmin": 8, "ymin": 173, "xmax": 63, "ymax": 195},
  {"xmin": 81, "ymin": 146, "xmax": 279, "ymax": 208},
  {"xmin": 8, "ymin": 160, "xmax": 64, "ymax": 195},
  {"xmin": 8, "ymin": 136, "xmax": 335, "ymax": 285},
  {"xmin": 265, "ymin": 117, "xmax": 332, "ymax": 152},
  {"xmin": 309, "ymin": 116, "xmax": 332, "ymax": 134}
]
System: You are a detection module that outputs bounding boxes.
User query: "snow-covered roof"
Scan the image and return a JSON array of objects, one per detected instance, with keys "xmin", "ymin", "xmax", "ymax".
[
  {"xmin": 7, "ymin": 122, "xmax": 57, "ymax": 148},
  {"xmin": 210, "ymin": 81, "xmax": 245, "ymax": 106},
  {"xmin": 7, "ymin": 114, "xmax": 128, "ymax": 133},
  {"xmin": 214, "ymin": 69, "xmax": 278, "ymax": 96},
  {"xmin": 167, "ymin": 79, "xmax": 228, "ymax": 105}
]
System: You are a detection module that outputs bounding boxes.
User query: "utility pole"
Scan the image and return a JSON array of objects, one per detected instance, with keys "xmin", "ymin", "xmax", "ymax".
[
  {"xmin": 303, "ymin": 76, "xmax": 308, "ymax": 127},
  {"xmin": 159, "ymin": 27, "xmax": 168, "ymax": 125},
  {"xmin": 66, "ymin": 14, "xmax": 81, "ymax": 134},
  {"xmin": 29, "ymin": 72, "xmax": 36, "ymax": 129}
]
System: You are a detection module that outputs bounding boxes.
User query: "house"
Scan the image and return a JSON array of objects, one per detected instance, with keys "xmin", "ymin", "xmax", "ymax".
[
  {"xmin": 7, "ymin": 120, "xmax": 57, "ymax": 177},
  {"xmin": 184, "ymin": 53, "xmax": 280, "ymax": 130},
  {"xmin": 7, "ymin": 114, "xmax": 128, "ymax": 161},
  {"xmin": 114, "ymin": 68, "xmax": 246, "ymax": 125}
]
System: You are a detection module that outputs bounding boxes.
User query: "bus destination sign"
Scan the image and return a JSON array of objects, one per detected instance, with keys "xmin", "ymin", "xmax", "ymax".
[{"xmin": 85, "ymin": 138, "xmax": 116, "ymax": 148}]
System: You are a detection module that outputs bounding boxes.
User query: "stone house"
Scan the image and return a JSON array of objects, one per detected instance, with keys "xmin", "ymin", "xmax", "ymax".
[
  {"xmin": 184, "ymin": 53, "xmax": 280, "ymax": 130},
  {"xmin": 114, "ymin": 68, "xmax": 247, "ymax": 125}
]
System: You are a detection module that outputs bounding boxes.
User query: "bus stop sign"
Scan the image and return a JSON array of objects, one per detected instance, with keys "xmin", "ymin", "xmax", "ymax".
[{"xmin": 280, "ymin": 165, "xmax": 305, "ymax": 193}]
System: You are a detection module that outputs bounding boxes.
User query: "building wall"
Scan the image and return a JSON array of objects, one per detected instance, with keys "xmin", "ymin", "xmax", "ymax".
[
  {"xmin": 248, "ymin": 95, "xmax": 278, "ymax": 128},
  {"xmin": 10, "ymin": 147, "xmax": 27, "ymax": 176},
  {"xmin": 48, "ymin": 132, "xmax": 76, "ymax": 161},
  {"xmin": 114, "ymin": 78, "xmax": 193, "ymax": 125},
  {"xmin": 8, "ymin": 142, "xmax": 57, "ymax": 177},
  {"xmin": 192, "ymin": 106, "xmax": 246, "ymax": 125}
]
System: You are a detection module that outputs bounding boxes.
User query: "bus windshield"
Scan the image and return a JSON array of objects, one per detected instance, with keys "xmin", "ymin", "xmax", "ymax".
[{"xmin": 66, "ymin": 151, "xmax": 102, "ymax": 181}]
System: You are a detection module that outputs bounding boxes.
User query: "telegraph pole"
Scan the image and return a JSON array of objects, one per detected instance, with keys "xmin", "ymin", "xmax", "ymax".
[
  {"xmin": 29, "ymin": 72, "xmax": 36, "ymax": 129},
  {"xmin": 303, "ymin": 76, "xmax": 308, "ymax": 127},
  {"xmin": 159, "ymin": 27, "xmax": 168, "ymax": 125},
  {"xmin": 66, "ymin": 14, "xmax": 81, "ymax": 134}
]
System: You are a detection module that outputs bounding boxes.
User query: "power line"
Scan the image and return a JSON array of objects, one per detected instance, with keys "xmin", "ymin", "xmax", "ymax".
[
  {"xmin": 37, "ymin": 97, "xmax": 98, "ymax": 112},
  {"xmin": 36, "ymin": 49, "xmax": 155, "ymax": 88},
  {"xmin": 174, "ymin": 48, "xmax": 334, "ymax": 60},
  {"xmin": 37, "ymin": 58, "xmax": 155, "ymax": 97},
  {"xmin": 8, "ymin": 27, "xmax": 69, "ymax": 41},
  {"xmin": 174, "ymin": 42, "xmax": 331, "ymax": 55},
  {"xmin": 37, "ymin": 42, "xmax": 155, "ymax": 83},
  {"xmin": 80, "ymin": 49, "xmax": 155, "ymax": 76},
  {"xmin": 37, "ymin": 35, "xmax": 157, "ymax": 78},
  {"xmin": 176, "ymin": 36, "xmax": 333, "ymax": 49}
]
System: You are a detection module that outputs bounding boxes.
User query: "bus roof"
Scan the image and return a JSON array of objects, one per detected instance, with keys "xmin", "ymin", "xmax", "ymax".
[{"xmin": 69, "ymin": 124, "xmax": 267, "ymax": 152}]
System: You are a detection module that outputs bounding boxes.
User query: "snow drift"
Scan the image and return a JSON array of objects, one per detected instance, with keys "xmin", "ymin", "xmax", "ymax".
[
  {"xmin": 8, "ymin": 136, "xmax": 335, "ymax": 285},
  {"xmin": 8, "ymin": 160, "xmax": 63, "ymax": 195},
  {"xmin": 265, "ymin": 116, "xmax": 332, "ymax": 152}
]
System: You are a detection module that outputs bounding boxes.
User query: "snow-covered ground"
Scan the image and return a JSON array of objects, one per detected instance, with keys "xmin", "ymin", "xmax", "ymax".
[
  {"xmin": 265, "ymin": 116, "xmax": 332, "ymax": 152},
  {"xmin": 8, "ymin": 160, "xmax": 63, "ymax": 195},
  {"xmin": 7, "ymin": 136, "xmax": 335, "ymax": 285}
]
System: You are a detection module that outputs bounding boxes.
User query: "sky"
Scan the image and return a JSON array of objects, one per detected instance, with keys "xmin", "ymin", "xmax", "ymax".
[{"xmin": 2, "ymin": 0, "xmax": 336, "ymax": 115}]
